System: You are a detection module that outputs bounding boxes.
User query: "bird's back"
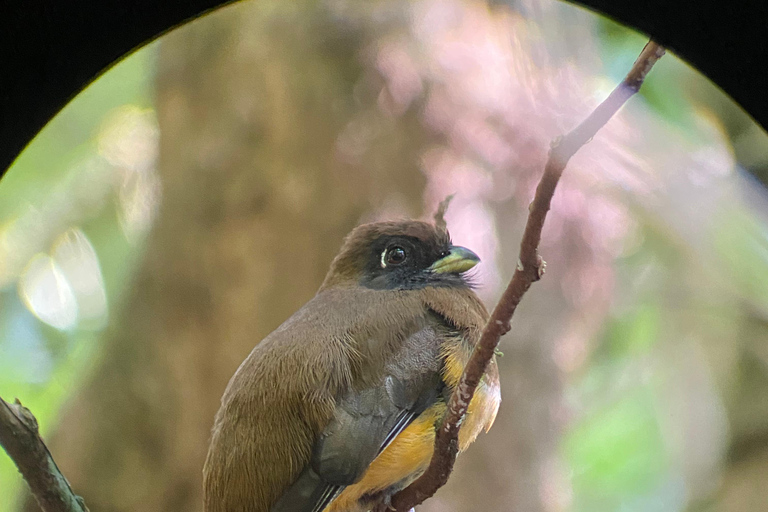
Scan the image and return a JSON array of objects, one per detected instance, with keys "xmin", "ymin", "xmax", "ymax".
[{"xmin": 203, "ymin": 288, "xmax": 438, "ymax": 512}]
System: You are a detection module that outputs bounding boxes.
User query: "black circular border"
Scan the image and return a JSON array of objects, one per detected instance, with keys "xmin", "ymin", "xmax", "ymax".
[{"xmin": 1, "ymin": 0, "xmax": 766, "ymax": 176}]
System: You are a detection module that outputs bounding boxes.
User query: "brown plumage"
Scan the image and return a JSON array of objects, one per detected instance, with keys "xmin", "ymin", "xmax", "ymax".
[{"xmin": 203, "ymin": 219, "xmax": 500, "ymax": 512}]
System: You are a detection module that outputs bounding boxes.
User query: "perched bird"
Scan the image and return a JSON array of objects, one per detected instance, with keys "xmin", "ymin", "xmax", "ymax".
[{"xmin": 203, "ymin": 216, "xmax": 501, "ymax": 512}]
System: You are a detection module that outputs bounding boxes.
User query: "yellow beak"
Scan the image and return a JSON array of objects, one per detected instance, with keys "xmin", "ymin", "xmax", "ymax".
[{"xmin": 429, "ymin": 246, "xmax": 480, "ymax": 274}]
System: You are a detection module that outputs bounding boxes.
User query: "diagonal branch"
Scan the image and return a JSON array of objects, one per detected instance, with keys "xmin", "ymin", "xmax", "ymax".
[
  {"xmin": 0, "ymin": 396, "xmax": 89, "ymax": 512},
  {"xmin": 384, "ymin": 39, "xmax": 666, "ymax": 512}
]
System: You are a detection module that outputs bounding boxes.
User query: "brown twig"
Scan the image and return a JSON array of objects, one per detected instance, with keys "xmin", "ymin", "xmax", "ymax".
[
  {"xmin": 0, "ymin": 396, "xmax": 89, "ymax": 512},
  {"xmin": 385, "ymin": 39, "xmax": 665, "ymax": 511}
]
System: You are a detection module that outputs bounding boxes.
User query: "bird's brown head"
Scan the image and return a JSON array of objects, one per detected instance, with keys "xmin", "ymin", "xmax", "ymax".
[{"xmin": 320, "ymin": 220, "xmax": 479, "ymax": 291}]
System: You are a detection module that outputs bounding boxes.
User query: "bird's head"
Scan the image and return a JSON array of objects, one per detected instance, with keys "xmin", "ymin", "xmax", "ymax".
[{"xmin": 320, "ymin": 220, "xmax": 479, "ymax": 291}]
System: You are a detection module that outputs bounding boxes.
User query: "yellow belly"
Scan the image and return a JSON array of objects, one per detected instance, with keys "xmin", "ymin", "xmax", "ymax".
[{"xmin": 327, "ymin": 379, "xmax": 500, "ymax": 512}]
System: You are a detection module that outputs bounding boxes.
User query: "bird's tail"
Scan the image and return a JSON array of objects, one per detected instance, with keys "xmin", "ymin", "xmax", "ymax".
[{"xmin": 271, "ymin": 466, "xmax": 343, "ymax": 512}]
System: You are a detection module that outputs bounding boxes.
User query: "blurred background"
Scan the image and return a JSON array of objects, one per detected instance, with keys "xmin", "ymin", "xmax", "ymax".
[{"xmin": 2, "ymin": 0, "xmax": 768, "ymax": 511}]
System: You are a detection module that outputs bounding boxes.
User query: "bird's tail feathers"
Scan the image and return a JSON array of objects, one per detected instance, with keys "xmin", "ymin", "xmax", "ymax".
[{"xmin": 271, "ymin": 466, "xmax": 343, "ymax": 512}]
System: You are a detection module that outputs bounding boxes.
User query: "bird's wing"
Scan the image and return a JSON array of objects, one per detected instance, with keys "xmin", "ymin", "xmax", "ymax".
[{"xmin": 271, "ymin": 326, "xmax": 445, "ymax": 512}]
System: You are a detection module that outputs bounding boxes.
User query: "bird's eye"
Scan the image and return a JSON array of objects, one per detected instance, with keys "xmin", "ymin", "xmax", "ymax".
[{"xmin": 382, "ymin": 246, "xmax": 407, "ymax": 267}]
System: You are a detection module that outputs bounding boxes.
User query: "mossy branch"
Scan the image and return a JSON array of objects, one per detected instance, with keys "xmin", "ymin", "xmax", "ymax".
[{"xmin": 0, "ymin": 396, "xmax": 89, "ymax": 512}]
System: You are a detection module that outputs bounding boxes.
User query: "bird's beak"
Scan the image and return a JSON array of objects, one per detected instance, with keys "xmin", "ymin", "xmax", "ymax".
[{"xmin": 429, "ymin": 246, "xmax": 480, "ymax": 274}]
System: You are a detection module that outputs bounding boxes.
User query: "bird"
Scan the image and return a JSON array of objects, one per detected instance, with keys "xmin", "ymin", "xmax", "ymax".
[{"xmin": 203, "ymin": 212, "xmax": 501, "ymax": 512}]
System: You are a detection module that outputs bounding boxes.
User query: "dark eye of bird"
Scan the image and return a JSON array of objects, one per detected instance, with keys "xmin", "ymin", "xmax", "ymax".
[{"xmin": 384, "ymin": 246, "xmax": 407, "ymax": 266}]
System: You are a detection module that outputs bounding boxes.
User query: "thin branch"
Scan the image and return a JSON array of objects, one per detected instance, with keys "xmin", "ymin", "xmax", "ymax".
[
  {"xmin": 0, "ymin": 396, "xmax": 89, "ymax": 512},
  {"xmin": 385, "ymin": 40, "xmax": 665, "ymax": 511}
]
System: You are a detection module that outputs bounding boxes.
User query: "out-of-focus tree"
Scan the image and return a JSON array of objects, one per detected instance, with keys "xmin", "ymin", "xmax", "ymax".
[{"xmin": 22, "ymin": 2, "xmax": 430, "ymax": 511}]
